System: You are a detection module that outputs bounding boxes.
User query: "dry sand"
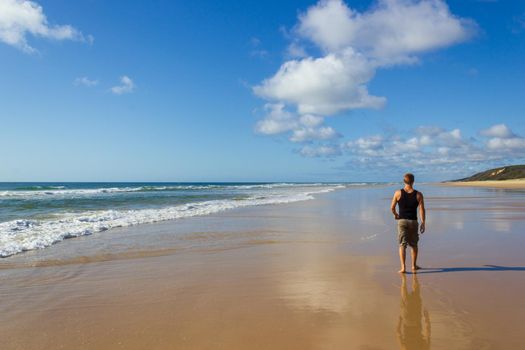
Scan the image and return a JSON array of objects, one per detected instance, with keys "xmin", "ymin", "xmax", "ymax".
[
  {"xmin": 441, "ymin": 178, "xmax": 525, "ymax": 189},
  {"xmin": 1, "ymin": 185, "xmax": 525, "ymax": 349}
]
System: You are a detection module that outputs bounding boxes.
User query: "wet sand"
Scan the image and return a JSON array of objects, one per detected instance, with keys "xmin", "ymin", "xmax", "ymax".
[{"xmin": 1, "ymin": 185, "xmax": 525, "ymax": 349}]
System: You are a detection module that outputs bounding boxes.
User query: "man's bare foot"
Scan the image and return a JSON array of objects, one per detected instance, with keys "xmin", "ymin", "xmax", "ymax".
[
  {"xmin": 412, "ymin": 265, "xmax": 421, "ymax": 272},
  {"xmin": 398, "ymin": 268, "xmax": 406, "ymax": 274}
]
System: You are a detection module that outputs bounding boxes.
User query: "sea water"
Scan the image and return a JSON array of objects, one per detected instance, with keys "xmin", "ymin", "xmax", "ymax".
[{"xmin": 0, "ymin": 182, "xmax": 352, "ymax": 257}]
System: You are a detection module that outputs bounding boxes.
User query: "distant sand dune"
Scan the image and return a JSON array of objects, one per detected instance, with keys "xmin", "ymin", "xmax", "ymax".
[{"xmin": 441, "ymin": 179, "xmax": 525, "ymax": 189}]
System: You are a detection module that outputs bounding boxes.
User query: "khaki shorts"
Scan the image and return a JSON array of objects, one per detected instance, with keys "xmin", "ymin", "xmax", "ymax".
[{"xmin": 397, "ymin": 219, "xmax": 419, "ymax": 247}]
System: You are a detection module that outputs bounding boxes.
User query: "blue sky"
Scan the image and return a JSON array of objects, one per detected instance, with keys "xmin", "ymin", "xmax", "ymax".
[{"xmin": 0, "ymin": 0, "xmax": 524, "ymax": 182}]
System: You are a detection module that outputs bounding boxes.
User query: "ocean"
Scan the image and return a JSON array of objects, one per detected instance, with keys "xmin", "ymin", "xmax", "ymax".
[{"xmin": 0, "ymin": 182, "xmax": 351, "ymax": 257}]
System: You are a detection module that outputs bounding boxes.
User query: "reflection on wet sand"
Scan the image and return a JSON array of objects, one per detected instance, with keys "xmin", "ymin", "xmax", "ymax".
[{"xmin": 397, "ymin": 274, "xmax": 431, "ymax": 350}]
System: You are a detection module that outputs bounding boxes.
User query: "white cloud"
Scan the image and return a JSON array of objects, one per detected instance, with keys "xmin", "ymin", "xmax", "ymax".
[
  {"xmin": 299, "ymin": 114, "xmax": 324, "ymax": 127},
  {"xmin": 300, "ymin": 145, "xmax": 342, "ymax": 157},
  {"xmin": 480, "ymin": 124, "xmax": 515, "ymax": 138},
  {"xmin": 255, "ymin": 103, "xmax": 297, "ymax": 135},
  {"xmin": 296, "ymin": 0, "xmax": 476, "ymax": 60},
  {"xmin": 253, "ymin": 0, "xmax": 476, "ymax": 158},
  {"xmin": 478, "ymin": 124, "xmax": 525, "ymax": 151},
  {"xmin": 110, "ymin": 75, "xmax": 135, "ymax": 95},
  {"xmin": 343, "ymin": 124, "xmax": 525, "ymax": 169},
  {"xmin": 347, "ymin": 127, "xmax": 471, "ymax": 157},
  {"xmin": 255, "ymin": 104, "xmax": 340, "ymax": 143},
  {"xmin": 254, "ymin": 0, "xmax": 475, "ymax": 116},
  {"xmin": 290, "ymin": 126, "xmax": 339, "ymax": 142},
  {"xmin": 486, "ymin": 137, "xmax": 525, "ymax": 150},
  {"xmin": 353, "ymin": 135, "xmax": 384, "ymax": 152},
  {"xmin": 254, "ymin": 48, "xmax": 385, "ymax": 115},
  {"xmin": 0, "ymin": 0, "xmax": 87, "ymax": 53},
  {"xmin": 286, "ymin": 41, "xmax": 308, "ymax": 58},
  {"xmin": 295, "ymin": 0, "xmax": 356, "ymax": 54},
  {"xmin": 74, "ymin": 76, "xmax": 98, "ymax": 87}
]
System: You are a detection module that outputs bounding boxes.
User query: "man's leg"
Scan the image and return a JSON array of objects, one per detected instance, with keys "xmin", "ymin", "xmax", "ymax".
[
  {"xmin": 399, "ymin": 245, "xmax": 407, "ymax": 273},
  {"xmin": 411, "ymin": 245, "xmax": 420, "ymax": 271}
]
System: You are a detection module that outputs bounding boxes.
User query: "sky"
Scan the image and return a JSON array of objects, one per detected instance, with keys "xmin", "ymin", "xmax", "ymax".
[{"xmin": 0, "ymin": 0, "xmax": 524, "ymax": 182}]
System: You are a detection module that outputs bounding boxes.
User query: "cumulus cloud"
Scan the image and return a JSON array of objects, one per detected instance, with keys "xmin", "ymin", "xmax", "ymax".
[
  {"xmin": 252, "ymin": 0, "xmax": 476, "ymax": 158},
  {"xmin": 74, "ymin": 76, "xmax": 98, "ymax": 87},
  {"xmin": 0, "ymin": 0, "xmax": 88, "ymax": 53},
  {"xmin": 255, "ymin": 103, "xmax": 297, "ymax": 135},
  {"xmin": 111, "ymin": 76, "xmax": 135, "ymax": 95},
  {"xmin": 486, "ymin": 137, "xmax": 525, "ymax": 150},
  {"xmin": 286, "ymin": 41, "xmax": 308, "ymax": 58},
  {"xmin": 299, "ymin": 114, "xmax": 324, "ymax": 127},
  {"xmin": 480, "ymin": 124, "xmax": 525, "ymax": 150},
  {"xmin": 480, "ymin": 124, "xmax": 515, "ymax": 138},
  {"xmin": 345, "ymin": 127, "xmax": 473, "ymax": 162},
  {"xmin": 254, "ymin": 48, "xmax": 385, "ymax": 115},
  {"xmin": 343, "ymin": 124, "xmax": 525, "ymax": 171},
  {"xmin": 254, "ymin": 0, "xmax": 474, "ymax": 115},
  {"xmin": 290, "ymin": 126, "xmax": 339, "ymax": 142},
  {"xmin": 300, "ymin": 145, "xmax": 342, "ymax": 157},
  {"xmin": 255, "ymin": 103, "xmax": 341, "ymax": 143},
  {"xmin": 295, "ymin": 0, "xmax": 476, "ymax": 60}
]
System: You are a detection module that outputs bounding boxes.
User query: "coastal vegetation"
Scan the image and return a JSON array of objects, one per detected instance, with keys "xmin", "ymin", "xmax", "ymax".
[{"xmin": 453, "ymin": 165, "xmax": 525, "ymax": 182}]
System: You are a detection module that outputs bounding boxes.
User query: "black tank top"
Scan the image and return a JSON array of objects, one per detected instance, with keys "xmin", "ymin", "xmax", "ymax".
[{"xmin": 398, "ymin": 189, "xmax": 419, "ymax": 220}]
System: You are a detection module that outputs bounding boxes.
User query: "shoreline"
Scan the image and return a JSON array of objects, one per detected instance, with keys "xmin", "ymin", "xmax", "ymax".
[{"xmin": 0, "ymin": 183, "xmax": 346, "ymax": 258}]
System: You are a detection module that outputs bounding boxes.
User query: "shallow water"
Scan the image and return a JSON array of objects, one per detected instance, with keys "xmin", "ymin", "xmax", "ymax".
[{"xmin": 0, "ymin": 182, "xmax": 355, "ymax": 257}]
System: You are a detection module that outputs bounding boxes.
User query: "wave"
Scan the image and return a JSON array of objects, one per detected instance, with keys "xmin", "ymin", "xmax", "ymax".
[
  {"xmin": 0, "ymin": 183, "xmax": 348, "ymax": 198},
  {"xmin": 13, "ymin": 185, "xmax": 66, "ymax": 191},
  {"xmin": 0, "ymin": 186, "xmax": 342, "ymax": 257}
]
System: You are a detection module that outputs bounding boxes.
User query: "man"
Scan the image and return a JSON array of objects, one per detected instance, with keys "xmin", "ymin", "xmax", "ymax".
[{"xmin": 391, "ymin": 173, "xmax": 426, "ymax": 273}]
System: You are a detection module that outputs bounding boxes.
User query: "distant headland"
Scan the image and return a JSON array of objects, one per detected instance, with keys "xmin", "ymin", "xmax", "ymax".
[
  {"xmin": 442, "ymin": 165, "xmax": 525, "ymax": 189},
  {"xmin": 452, "ymin": 165, "xmax": 525, "ymax": 182}
]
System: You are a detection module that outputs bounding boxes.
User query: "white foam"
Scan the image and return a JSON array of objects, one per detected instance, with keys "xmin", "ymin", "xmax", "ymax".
[
  {"xmin": 0, "ymin": 185, "xmax": 343, "ymax": 257},
  {"xmin": 0, "ymin": 187, "xmax": 137, "ymax": 198},
  {"xmin": 0, "ymin": 183, "xmax": 345, "ymax": 199}
]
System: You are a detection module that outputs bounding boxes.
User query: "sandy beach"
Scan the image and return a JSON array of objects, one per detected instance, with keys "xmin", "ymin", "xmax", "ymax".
[
  {"xmin": 441, "ymin": 179, "xmax": 525, "ymax": 189},
  {"xmin": 1, "ymin": 184, "xmax": 525, "ymax": 349}
]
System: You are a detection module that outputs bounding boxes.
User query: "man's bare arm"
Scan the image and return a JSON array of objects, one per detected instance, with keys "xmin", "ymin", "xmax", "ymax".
[
  {"xmin": 391, "ymin": 190, "xmax": 401, "ymax": 220},
  {"xmin": 418, "ymin": 192, "xmax": 426, "ymax": 233}
]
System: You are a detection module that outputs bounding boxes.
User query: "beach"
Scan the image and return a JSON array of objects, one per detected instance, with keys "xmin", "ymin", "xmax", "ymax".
[
  {"xmin": 1, "ymin": 184, "xmax": 525, "ymax": 349},
  {"xmin": 441, "ymin": 179, "xmax": 525, "ymax": 189}
]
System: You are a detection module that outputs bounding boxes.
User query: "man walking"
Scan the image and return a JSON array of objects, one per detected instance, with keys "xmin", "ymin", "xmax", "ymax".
[{"xmin": 391, "ymin": 173, "xmax": 426, "ymax": 273}]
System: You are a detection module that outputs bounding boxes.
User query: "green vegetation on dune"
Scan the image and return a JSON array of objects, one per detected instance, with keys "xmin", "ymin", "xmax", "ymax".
[{"xmin": 452, "ymin": 165, "xmax": 525, "ymax": 182}]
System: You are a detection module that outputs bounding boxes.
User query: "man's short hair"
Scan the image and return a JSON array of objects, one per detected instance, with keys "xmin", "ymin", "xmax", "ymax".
[{"xmin": 404, "ymin": 173, "xmax": 415, "ymax": 185}]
